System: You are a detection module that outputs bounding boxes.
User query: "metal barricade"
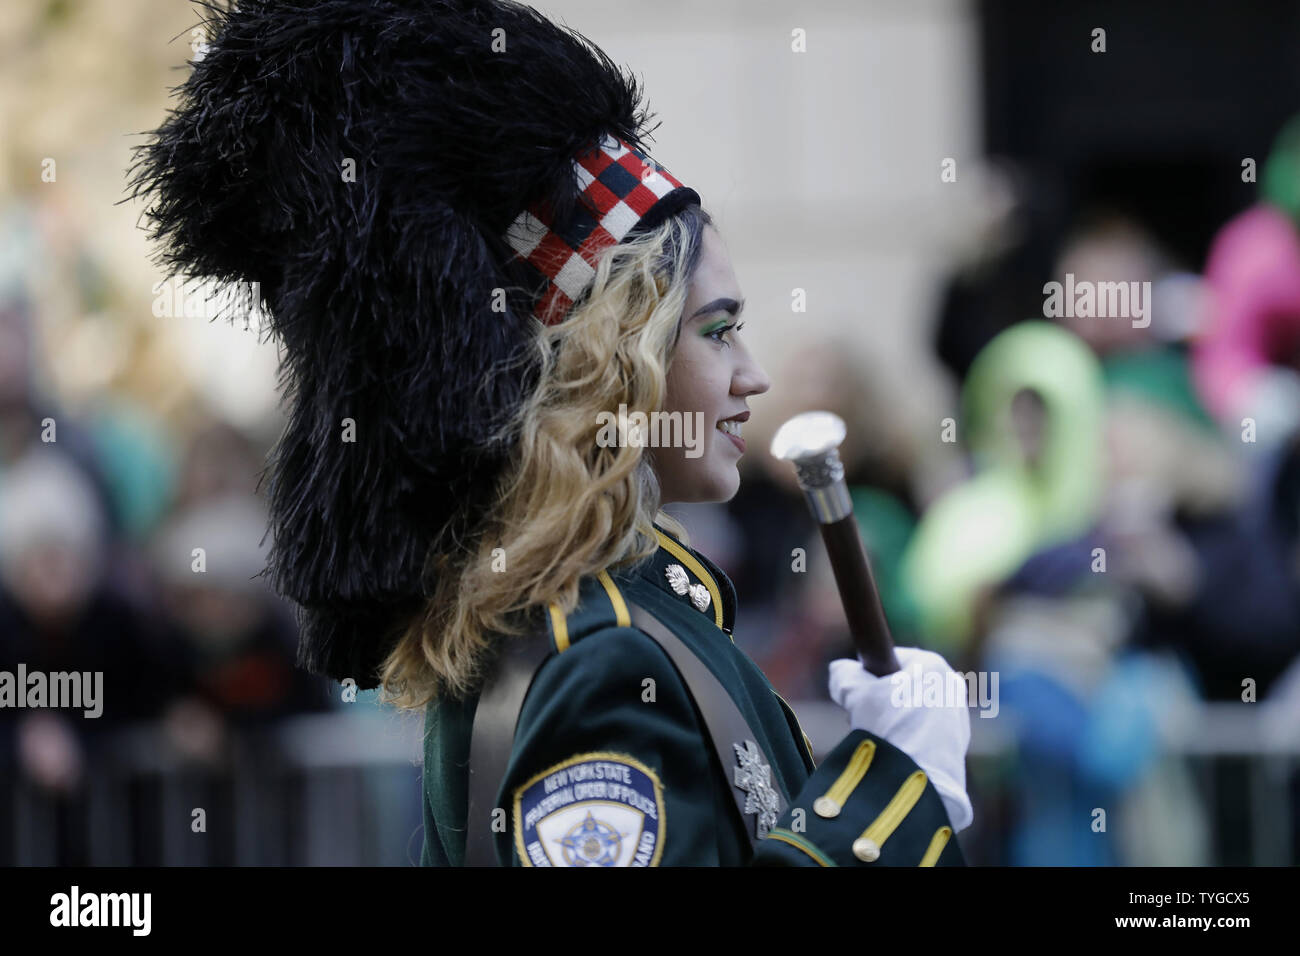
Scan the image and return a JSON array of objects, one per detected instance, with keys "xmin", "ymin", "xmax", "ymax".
[{"xmin": 4, "ymin": 702, "xmax": 1296, "ymax": 865}]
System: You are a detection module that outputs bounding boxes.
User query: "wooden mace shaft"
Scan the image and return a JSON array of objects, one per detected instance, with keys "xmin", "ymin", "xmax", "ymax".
[{"xmin": 817, "ymin": 514, "xmax": 901, "ymax": 676}]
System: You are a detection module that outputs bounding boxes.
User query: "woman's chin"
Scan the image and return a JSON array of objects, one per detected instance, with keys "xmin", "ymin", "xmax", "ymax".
[
  {"xmin": 658, "ymin": 458, "xmax": 742, "ymax": 505},
  {"xmin": 698, "ymin": 466, "xmax": 742, "ymax": 504}
]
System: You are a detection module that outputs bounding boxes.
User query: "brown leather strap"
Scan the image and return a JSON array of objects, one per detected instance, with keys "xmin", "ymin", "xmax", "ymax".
[
  {"xmin": 464, "ymin": 633, "xmax": 550, "ymax": 866},
  {"xmin": 626, "ymin": 602, "xmax": 787, "ymax": 846}
]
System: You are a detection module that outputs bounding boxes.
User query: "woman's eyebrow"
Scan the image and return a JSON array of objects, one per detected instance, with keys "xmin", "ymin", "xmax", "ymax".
[{"xmin": 689, "ymin": 297, "xmax": 745, "ymax": 320}]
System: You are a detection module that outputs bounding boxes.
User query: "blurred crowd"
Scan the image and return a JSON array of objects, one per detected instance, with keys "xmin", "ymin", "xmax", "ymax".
[
  {"xmin": 0, "ymin": 210, "xmax": 338, "ymax": 863},
  {"xmin": 4, "ymin": 75, "xmax": 1300, "ymax": 862},
  {"xmin": 682, "ymin": 116, "xmax": 1300, "ymax": 866}
]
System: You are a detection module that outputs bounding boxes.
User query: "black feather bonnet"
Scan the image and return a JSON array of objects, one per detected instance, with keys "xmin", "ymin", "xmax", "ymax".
[{"xmin": 128, "ymin": 0, "xmax": 700, "ymax": 687}]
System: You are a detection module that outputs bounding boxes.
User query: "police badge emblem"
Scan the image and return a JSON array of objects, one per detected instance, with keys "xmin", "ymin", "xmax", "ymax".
[{"xmin": 513, "ymin": 753, "xmax": 666, "ymax": 866}]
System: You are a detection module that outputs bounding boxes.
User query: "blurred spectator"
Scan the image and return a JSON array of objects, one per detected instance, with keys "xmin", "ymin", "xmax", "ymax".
[
  {"xmin": 1133, "ymin": 431, "xmax": 1300, "ymax": 701},
  {"xmin": 0, "ymin": 445, "xmax": 179, "ymax": 723},
  {"xmin": 0, "ymin": 288, "xmax": 119, "ymax": 535},
  {"xmin": 150, "ymin": 491, "xmax": 333, "ymax": 743},
  {"xmin": 1193, "ymin": 112, "xmax": 1300, "ymax": 447},
  {"xmin": 1053, "ymin": 212, "xmax": 1171, "ymax": 356},
  {"xmin": 901, "ymin": 322, "xmax": 1107, "ymax": 660},
  {"xmin": 0, "ymin": 444, "xmax": 181, "ymax": 863}
]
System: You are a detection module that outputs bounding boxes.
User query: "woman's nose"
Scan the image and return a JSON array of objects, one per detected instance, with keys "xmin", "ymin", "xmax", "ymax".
[{"xmin": 735, "ymin": 350, "xmax": 771, "ymax": 397}]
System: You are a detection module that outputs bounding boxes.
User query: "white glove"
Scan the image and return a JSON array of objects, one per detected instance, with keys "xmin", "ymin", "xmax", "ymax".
[{"xmin": 828, "ymin": 647, "xmax": 973, "ymax": 832}]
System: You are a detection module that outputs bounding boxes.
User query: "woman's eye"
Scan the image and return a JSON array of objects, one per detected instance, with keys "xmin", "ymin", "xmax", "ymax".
[{"xmin": 708, "ymin": 321, "xmax": 744, "ymax": 347}]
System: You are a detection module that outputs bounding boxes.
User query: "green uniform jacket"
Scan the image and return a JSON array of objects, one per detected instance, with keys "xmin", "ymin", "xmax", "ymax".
[{"xmin": 421, "ymin": 521, "xmax": 966, "ymax": 867}]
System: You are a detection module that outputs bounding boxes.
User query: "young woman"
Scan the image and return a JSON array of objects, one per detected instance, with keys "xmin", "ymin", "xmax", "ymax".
[
  {"xmin": 402, "ymin": 200, "xmax": 974, "ymax": 867},
  {"xmin": 130, "ymin": 0, "xmax": 972, "ymax": 867}
]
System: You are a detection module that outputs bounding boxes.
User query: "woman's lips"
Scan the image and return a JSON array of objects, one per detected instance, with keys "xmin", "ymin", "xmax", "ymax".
[{"xmin": 716, "ymin": 422, "xmax": 745, "ymax": 454}]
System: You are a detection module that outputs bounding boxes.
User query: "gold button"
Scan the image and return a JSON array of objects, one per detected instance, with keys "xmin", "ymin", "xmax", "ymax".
[
  {"xmin": 852, "ymin": 838, "xmax": 880, "ymax": 862},
  {"xmin": 813, "ymin": 797, "xmax": 841, "ymax": 819}
]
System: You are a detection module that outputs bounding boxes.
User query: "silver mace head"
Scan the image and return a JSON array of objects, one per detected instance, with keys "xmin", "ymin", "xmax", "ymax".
[{"xmin": 769, "ymin": 411, "xmax": 852, "ymax": 524}]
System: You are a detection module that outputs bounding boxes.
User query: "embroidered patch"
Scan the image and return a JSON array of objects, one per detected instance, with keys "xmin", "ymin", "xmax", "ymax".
[{"xmin": 513, "ymin": 752, "xmax": 665, "ymax": 867}]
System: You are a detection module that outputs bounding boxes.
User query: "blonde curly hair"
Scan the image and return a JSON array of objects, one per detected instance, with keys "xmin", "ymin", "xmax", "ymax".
[{"xmin": 379, "ymin": 205, "xmax": 712, "ymax": 709}]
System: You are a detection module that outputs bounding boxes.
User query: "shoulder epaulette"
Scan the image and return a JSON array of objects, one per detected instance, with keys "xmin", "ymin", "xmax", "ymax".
[{"xmin": 543, "ymin": 569, "xmax": 633, "ymax": 654}]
